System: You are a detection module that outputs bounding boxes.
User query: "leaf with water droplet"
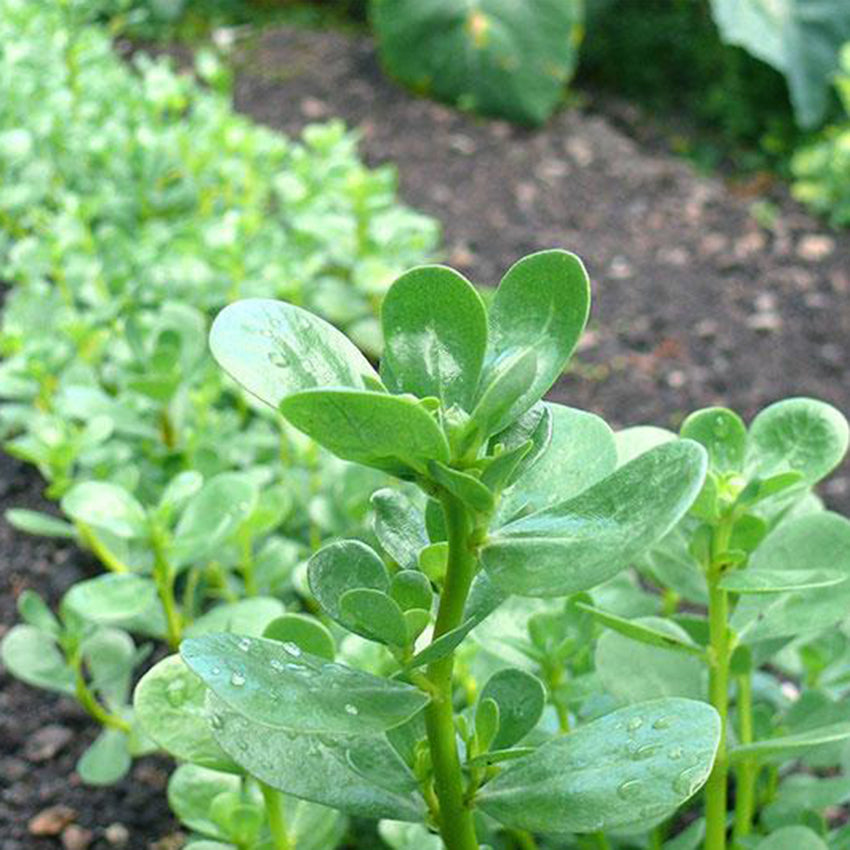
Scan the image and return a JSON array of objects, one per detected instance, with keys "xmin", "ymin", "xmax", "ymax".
[
  {"xmin": 207, "ymin": 694, "xmax": 425, "ymax": 821},
  {"xmin": 133, "ymin": 655, "xmax": 239, "ymax": 772},
  {"xmin": 181, "ymin": 633, "xmax": 429, "ymax": 735},
  {"xmin": 680, "ymin": 407, "xmax": 747, "ymax": 473},
  {"xmin": 263, "ymin": 614, "xmax": 335, "ymax": 661},
  {"xmin": 478, "ymin": 668, "xmax": 545, "ymax": 750},
  {"xmin": 477, "ymin": 698, "xmax": 720, "ymax": 834},
  {"xmin": 209, "ymin": 298, "xmax": 379, "ymax": 409}
]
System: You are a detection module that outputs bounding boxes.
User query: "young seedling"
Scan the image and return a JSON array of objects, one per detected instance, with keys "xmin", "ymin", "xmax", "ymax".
[
  {"xmin": 0, "ymin": 588, "xmax": 152, "ymax": 784},
  {"xmin": 173, "ymin": 250, "xmax": 721, "ymax": 850}
]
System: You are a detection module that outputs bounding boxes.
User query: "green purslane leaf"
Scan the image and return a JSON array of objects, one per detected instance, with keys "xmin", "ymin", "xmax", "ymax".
[
  {"xmin": 478, "ymin": 668, "xmax": 546, "ymax": 750},
  {"xmin": 496, "ymin": 402, "xmax": 617, "ymax": 523},
  {"xmin": 280, "ymin": 389, "xmax": 450, "ymax": 475},
  {"xmin": 263, "ymin": 614, "xmax": 335, "ymax": 661},
  {"xmin": 745, "ymin": 397, "xmax": 849, "ymax": 487},
  {"xmin": 339, "ymin": 588, "xmax": 410, "ymax": 647},
  {"xmin": 614, "ymin": 426, "xmax": 677, "ymax": 467},
  {"xmin": 207, "ymin": 695, "xmax": 426, "ymax": 822},
  {"xmin": 732, "ymin": 511, "xmax": 850, "ymax": 643},
  {"xmin": 719, "ymin": 568, "xmax": 848, "ymax": 594},
  {"xmin": 183, "ymin": 598, "xmax": 286, "ymax": 640},
  {"xmin": 481, "ymin": 440, "xmax": 707, "ymax": 597},
  {"xmin": 134, "ymin": 654, "xmax": 240, "ymax": 772},
  {"xmin": 0, "ymin": 624, "xmax": 75, "ymax": 695},
  {"xmin": 181, "ymin": 633, "xmax": 430, "ymax": 735},
  {"xmin": 209, "ymin": 298, "xmax": 379, "ymax": 409},
  {"xmin": 479, "ymin": 250, "xmax": 590, "ymax": 435},
  {"xmin": 753, "ymin": 827, "xmax": 828, "ymax": 850},
  {"xmin": 478, "ymin": 698, "xmax": 721, "ymax": 833},
  {"xmin": 167, "ymin": 763, "xmax": 241, "ymax": 840},
  {"xmin": 5, "ymin": 508, "xmax": 76, "ymax": 539},
  {"xmin": 380, "ymin": 264, "xmax": 487, "ymax": 409},
  {"xmin": 595, "ymin": 617, "xmax": 706, "ymax": 704},
  {"xmin": 371, "ymin": 489, "xmax": 429, "ymax": 571},
  {"xmin": 729, "ymin": 723, "xmax": 850, "ymax": 764},
  {"xmin": 680, "ymin": 407, "xmax": 747, "ymax": 473},
  {"xmin": 308, "ymin": 540, "xmax": 390, "ymax": 624},
  {"xmin": 62, "ymin": 574, "xmax": 159, "ymax": 626},
  {"xmin": 76, "ymin": 728, "xmax": 131, "ymax": 786},
  {"xmin": 61, "ymin": 480, "xmax": 148, "ymax": 539}
]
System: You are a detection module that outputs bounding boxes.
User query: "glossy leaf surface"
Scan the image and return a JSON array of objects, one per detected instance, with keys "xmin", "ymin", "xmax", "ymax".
[
  {"xmin": 209, "ymin": 298, "xmax": 378, "ymax": 409},
  {"xmin": 482, "ymin": 250, "xmax": 590, "ymax": 434},
  {"xmin": 208, "ymin": 694, "xmax": 426, "ymax": 821},
  {"xmin": 182, "ymin": 634, "xmax": 429, "ymax": 734},
  {"xmin": 478, "ymin": 698, "xmax": 720, "ymax": 833},
  {"xmin": 281, "ymin": 389, "xmax": 450, "ymax": 474},
  {"xmin": 481, "ymin": 441, "xmax": 707, "ymax": 596},
  {"xmin": 133, "ymin": 654, "xmax": 240, "ymax": 772},
  {"xmin": 380, "ymin": 265, "xmax": 487, "ymax": 408}
]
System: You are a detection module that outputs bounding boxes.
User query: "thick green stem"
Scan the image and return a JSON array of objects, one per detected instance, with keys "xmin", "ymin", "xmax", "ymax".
[
  {"xmin": 260, "ymin": 782, "xmax": 292, "ymax": 850},
  {"xmin": 423, "ymin": 493, "xmax": 480, "ymax": 850},
  {"xmin": 704, "ymin": 521, "xmax": 733, "ymax": 850},
  {"xmin": 732, "ymin": 673, "xmax": 757, "ymax": 843}
]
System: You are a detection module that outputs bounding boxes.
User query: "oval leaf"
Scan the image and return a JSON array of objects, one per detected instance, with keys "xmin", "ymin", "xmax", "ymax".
[
  {"xmin": 281, "ymin": 389, "xmax": 450, "ymax": 475},
  {"xmin": 207, "ymin": 694, "xmax": 425, "ymax": 822},
  {"xmin": 61, "ymin": 481, "xmax": 147, "ymax": 539},
  {"xmin": 482, "ymin": 250, "xmax": 590, "ymax": 433},
  {"xmin": 746, "ymin": 398, "xmax": 849, "ymax": 486},
  {"xmin": 478, "ymin": 698, "xmax": 720, "ymax": 834},
  {"xmin": 371, "ymin": 489, "xmax": 429, "ymax": 571},
  {"xmin": 680, "ymin": 407, "xmax": 747, "ymax": 473},
  {"xmin": 209, "ymin": 298, "xmax": 378, "ymax": 409},
  {"xmin": 133, "ymin": 654, "xmax": 240, "ymax": 772},
  {"xmin": 308, "ymin": 540, "xmax": 389, "ymax": 623},
  {"xmin": 181, "ymin": 634, "xmax": 429, "ymax": 735},
  {"xmin": 381, "ymin": 265, "xmax": 487, "ymax": 409},
  {"xmin": 479, "ymin": 668, "xmax": 546, "ymax": 750},
  {"xmin": 481, "ymin": 440, "xmax": 707, "ymax": 597}
]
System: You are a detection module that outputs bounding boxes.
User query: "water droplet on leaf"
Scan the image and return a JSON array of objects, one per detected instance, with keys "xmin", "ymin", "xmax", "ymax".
[
  {"xmin": 230, "ymin": 672, "xmax": 246, "ymax": 687},
  {"xmin": 282, "ymin": 642, "xmax": 302, "ymax": 657},
  {"xmin": 166, "ymin": 678, "xmax": 187, "ymax": 707},
  {"xmin": 652, "ymin": 717, "xmax": 672, "ymax": 729},
  {"xmin": 627, "ymin": 717, "xmax": 643, "ymax": 733},
  {"xmin": 617, "ymin": 779, "xmax": 641, "ymax": 800},
  {"xmin": 345, "ymin": 703, "xmax": 359, "ymax": 716}
]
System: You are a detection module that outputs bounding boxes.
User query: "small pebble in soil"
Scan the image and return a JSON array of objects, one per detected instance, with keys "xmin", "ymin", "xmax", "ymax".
[
  {"xmin": 24, "ymin": 724, "xmax": 73, "ymax": 762},
  {"xmin": 104, "ymin": 823, "xmax": 130, "ymax": 847},
  {"xmin": 797, "ymin": 234, "xmax": 836, "ymax": 262},
  {"xmin": 28, "ymin": 804, "xmax": 77, "ymax": 836},
  {"xmin": 62, "ymin": 824, "xmax": 93, "ymax": 850}
]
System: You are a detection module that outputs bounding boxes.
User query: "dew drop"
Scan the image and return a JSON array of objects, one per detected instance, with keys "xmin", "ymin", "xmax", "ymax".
[
  {"xmin": 238, "ymin": 739, "xmax": 248, "ymax": 752},
  {"xmin": 210, "ymin": 713, "xmax": 224, "ymax": 731},
  {"xmin": 673, "ymin": 767, "xmax": 704, "ymax": 797},
  {"xmin": 617, "ymin": 779, "xmax": 641, "ymax": 800},
  {"xmin": 652, "ymin": 716, "xmax": 672, "ymax": 730},
  {"xmin": 632, "ymin": 744, "xmax": 661, "ymax": 761},
  {"xmin": 345, "ymin": 703, "xmax": 359, "ymax": 716},
  {"xmin": 211, "ymin": 666, "xmax": 222, "ymax": 676},
  {"xmin": 668, "ymin": 746, "xmax": 684, "ymax": 761},
  {"xmin": 268, "ymin": 351, "xmax": 288, "ymax": 369},
  {"xmin": 270, "ymin": 659, "xmax": 284, "ymax": 672},
  {"xmin": 282, "ymin": 642, "xmax": 302, "ymax": 657},
  {"xmin": 627, "ymin": 717, "xmax": 644, "ymax": 733},
  {"xmin": 230, "ymin": 672, "xmax": 246, "ymax": 687},
  {"xmin": 237, "ymin": 637, "xmax": 252, "ymax": 652},
  {"xmin": 714, "ymin": 416, "xmax": 728, "ymax": 435},
  {"xmin": 166, "ymin": 678, "xmax": 187, "ymax": 708}
]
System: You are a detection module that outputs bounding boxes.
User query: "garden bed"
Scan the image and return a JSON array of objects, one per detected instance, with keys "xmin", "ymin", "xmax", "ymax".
[{"xmin": 2, "ymin": 21, "xmax": 849, "ymax": 849}]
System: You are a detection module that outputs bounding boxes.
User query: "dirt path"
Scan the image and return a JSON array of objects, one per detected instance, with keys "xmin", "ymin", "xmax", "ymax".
[{"xmin": 234, "ymin": 26, "xmax": 850, "ymax": 510}]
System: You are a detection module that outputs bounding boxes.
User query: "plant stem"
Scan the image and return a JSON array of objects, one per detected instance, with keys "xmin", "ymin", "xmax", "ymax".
[
  {"xmin": 732, "ymin": 672, "xmax": 757, "ymax": 843},
  {"xmin": 77, "ymin": 522, "xmax": 130, "ymax": 573},
  {"xmin": 152, "ymin": 531, "xmax": 182, "ymax": 650},
  {"xmin": 260, "ymin": 782, "xmax": 292, "ymax": 850},
  {"xmin": 423, "ymin": 492, "xmax": 479, "ymax": 850},
  {"xmin": 71, "ymin": 655, "xmax": 131, "ymax": 733},
  {"xmin": 704, "ymin": 521, "xmax": 733, "ymax": 850}
]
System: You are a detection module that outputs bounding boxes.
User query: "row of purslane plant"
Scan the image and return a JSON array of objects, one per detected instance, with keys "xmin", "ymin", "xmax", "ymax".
[
  {"xmin": 0, "ymin": 0, "xmax": 437, "ymax": 787},
  {"xmin": 3, "ymin": 3, "xmax": 850, "ymax": 850}
]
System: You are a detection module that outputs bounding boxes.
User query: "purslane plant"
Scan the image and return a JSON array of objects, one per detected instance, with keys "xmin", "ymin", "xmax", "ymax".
[{"xmin": 131, "ymin": 250, "xmax": 726, "ymax": 850}]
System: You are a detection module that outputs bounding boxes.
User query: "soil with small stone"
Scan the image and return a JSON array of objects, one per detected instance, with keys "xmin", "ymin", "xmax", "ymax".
[{"xmin": 3, "ymin": 22, "xmax": 850, "ymax": 848}]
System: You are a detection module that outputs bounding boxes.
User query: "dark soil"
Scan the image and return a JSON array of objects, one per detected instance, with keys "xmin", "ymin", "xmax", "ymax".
[{"xmin": 3, "ymin": 22, "xmax": 850, "ymax": 848}]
